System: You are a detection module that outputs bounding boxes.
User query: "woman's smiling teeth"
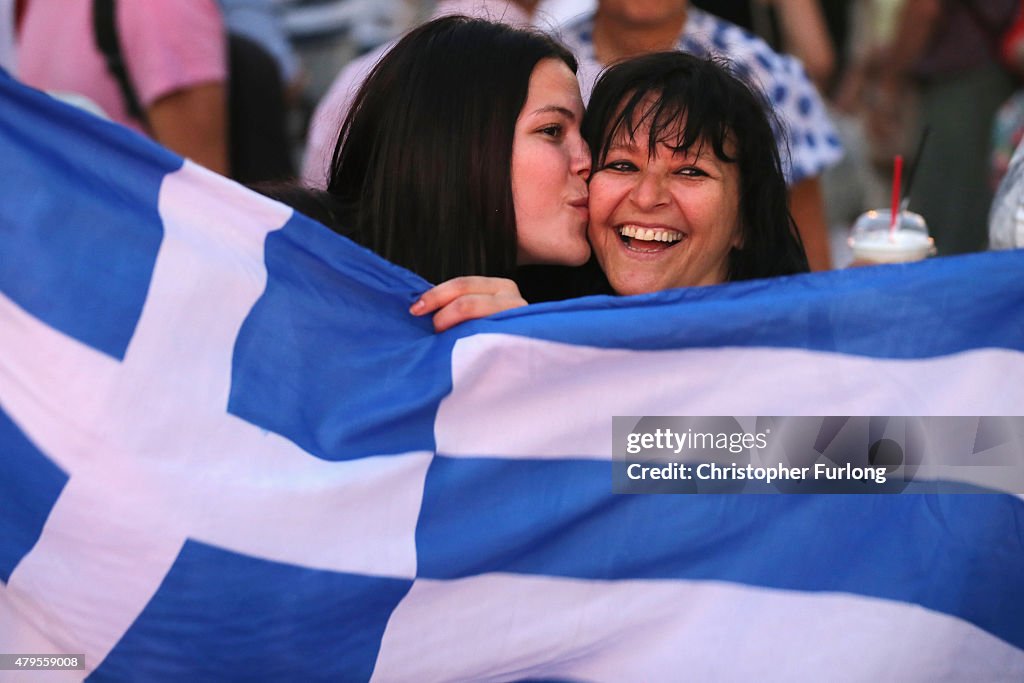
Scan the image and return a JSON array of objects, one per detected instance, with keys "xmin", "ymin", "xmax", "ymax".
[{"xmin": 617, "ymin": 225, "xmax": 684, "ymax": 251}]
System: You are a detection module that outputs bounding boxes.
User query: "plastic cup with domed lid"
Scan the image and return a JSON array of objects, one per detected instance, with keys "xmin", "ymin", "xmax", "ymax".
[{"xmin": 848, "ymin": 209, "xmax": 936, "ymax": 264}]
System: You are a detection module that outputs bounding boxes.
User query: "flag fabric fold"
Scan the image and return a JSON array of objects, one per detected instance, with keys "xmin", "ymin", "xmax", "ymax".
[{"xmin": 1, "ymin": 71, "xmax": 1023, "ymax": 681}]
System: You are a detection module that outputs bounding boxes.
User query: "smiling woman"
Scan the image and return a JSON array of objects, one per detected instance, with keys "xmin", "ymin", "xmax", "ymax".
[
  {"xmin": 587, "ymin": 107, "xmax": 743, "ymax": 294},
  {"xmin": 583, "ymin": 51, "xmax": 809, "ymax": 295}
]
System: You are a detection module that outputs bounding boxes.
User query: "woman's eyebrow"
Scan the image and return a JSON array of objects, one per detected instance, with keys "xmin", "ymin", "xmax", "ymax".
[
  {"xmin": 528, "ymin": 105, "xmax": 577, "ymax": 120},
  {"xmin": 661, "ymin": 141, "xmax": 712, "ymax": 160},
  {"xmin": 606, "ymin": 139, "xmax": 639, "ymax": 153}
]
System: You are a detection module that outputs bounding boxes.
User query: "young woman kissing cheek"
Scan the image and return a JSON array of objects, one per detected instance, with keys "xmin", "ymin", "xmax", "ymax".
[
  {"xmin": 511, "ymin": 58, "xmax": 592, "ymax": 267},
  {"xmin": 587, "ymin": 131, "xmax": 743, "ymax": 296},
  {"xmin": 410, "ymin": 57, "xmax": 590, "ymax": 333}
]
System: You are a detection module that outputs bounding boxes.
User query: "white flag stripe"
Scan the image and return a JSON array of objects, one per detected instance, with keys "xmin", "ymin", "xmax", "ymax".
[
  {"xmin": 0, "ymin": 165, "xmax": 426, "ymax": 675},
  {"xmin": 128, "ymin": 163, "xmax": 290, "ymax": 412},
  {"xmin": 437, "ymin": 334, "xmax": 1024, "ymax": 458},
  {"xmin": 372, "ymin": 573, "xmax": 1024, "ymax": 682},
  {"xmin": 0, "ymin": 291, "xmax": 121, "ymax": 466},
  {"xmin": 0, "ymin": 595, "xmax": 85, "ymax": 682},
  {"xmin": 4, "ymin": 479, "xmax": 186, "ymax": 675},
  {"xmin": 183, "ymin": 419, "xmax": 431, "ymax": 578}
]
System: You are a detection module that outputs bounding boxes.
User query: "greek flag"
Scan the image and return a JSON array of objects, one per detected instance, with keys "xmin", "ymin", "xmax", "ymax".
[{"xmin": 1, "ymin": 71, "xmax": 1023, "ymax": 681}]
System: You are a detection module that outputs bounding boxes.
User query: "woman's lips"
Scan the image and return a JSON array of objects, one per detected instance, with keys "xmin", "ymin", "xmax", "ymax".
[
  {"xmin": 617, "ymin": 224, "xmax": 684, "ymax": 253},
  {"xmin": 569, "ymin": 197, "xmax": 589, "ymax": 218}
]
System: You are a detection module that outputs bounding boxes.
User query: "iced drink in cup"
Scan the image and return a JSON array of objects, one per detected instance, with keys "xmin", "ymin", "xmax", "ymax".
[{"xmin": 848, "ymin": 209, "xmax": 936, "ymax": 264}]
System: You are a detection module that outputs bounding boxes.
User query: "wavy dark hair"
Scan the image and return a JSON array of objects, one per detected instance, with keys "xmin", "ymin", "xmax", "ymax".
[
  {"xmin": 582, "ymin": 51, "xmax": 808, "ymax": 283},
  {"xmin": 320, "ymin": 16, "xmax": 577, "ymax": 284}
]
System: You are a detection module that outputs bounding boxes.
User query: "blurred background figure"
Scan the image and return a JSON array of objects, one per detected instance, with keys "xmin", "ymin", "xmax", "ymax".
[
  {"xmin": 536, "ymin": 0, "xmax": 592, "ymax": 25},
  {"xmin": 218, "ymin": 0, "xmax": 297, "ymax": 182},
  {"xmin": 815, "ymin": 1, "xmax": 899, "ymax": 267},
  {"xmin": 280, "ymin": 0, "xmax": 425, "ymax": 145},
  {"xmin": 17, "ymin": 0, "xmax": 230, "ymax": 176},
  {"xmin": 221, "ymin": 0, "xmax": 302, "ymax": 92},
  {"xmin": 990, "ymin": 137, "xmax": 1024, "ymax": 248},
  {"xmin": 691, "ymin": 0, "xmax": 837, "ymax": 91},
  {"xmin": 990, "ymin": 4, "xmax": 1024, "ymax": 194},
  {"xmin": 990, "ymin": 10, "xmax": 1024, "ymax": 255},
  {"xmin": 1, "ymin": 0, "xmax": 15, "ymax": 74},
  {"xmin": 992, "ymin": 87, "xmax": 1024, "ymax": 196},
  {"xmin": 865, "ymin": 0, "xmax": 1017, "ymax": 255},
  {"xmin": 558, "ymin": 0, "xmax": 843, "ymax": 271},
  {"xmin": 690, "ymin": 0, "xmax": 866, "ymax": 265},
  {"xmin": 302, "ymin": 0, "xmax": 540, "ymax": 187}
]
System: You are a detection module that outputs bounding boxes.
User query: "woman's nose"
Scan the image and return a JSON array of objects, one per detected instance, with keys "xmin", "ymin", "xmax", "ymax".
[
  {"xmin": 571, "ymin": 136, "xmax": 591, "ymax": 180},
  {"xmin": 628, "ymin": 171, "xmax": 669, "ymax": 210}
]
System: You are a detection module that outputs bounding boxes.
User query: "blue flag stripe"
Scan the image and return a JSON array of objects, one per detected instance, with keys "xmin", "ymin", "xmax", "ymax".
[
  {"xmin": 0, "ymin": 73, "xmax": 179, "ymax": 359},
  {"xmin": 0, "ymin": 410, "xmax": 68, "ymax": 583},
  {"xmin": 228, "ymin": 218, "xmax": 453, "ymax": 461},
  {"xmin": 469, "ymin": 251, "xmax": 1024, "ymax": 358},
  {"xmin": 91, "ymin": 540, "xmax": 413, "ymax": 682},
  {"xmin": 416, "ymin": 455, "xmax": 1024, "ymax": 650}
]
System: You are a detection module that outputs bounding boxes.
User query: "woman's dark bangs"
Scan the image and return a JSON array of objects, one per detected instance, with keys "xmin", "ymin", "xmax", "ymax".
[
  {"xmin": 598, "ymin": 87, "xmax": 644, "ymax": 164},
  {"xmin": 663, "ymin": 77, "xmax": 736, "ymax": 162},
  {"xmin": 603, "ymin": 81, "xmax": 737, "ymax": 164},
  {"xmin": 646, "ymin": 90, "xmax": 693, "ymax": 156}
]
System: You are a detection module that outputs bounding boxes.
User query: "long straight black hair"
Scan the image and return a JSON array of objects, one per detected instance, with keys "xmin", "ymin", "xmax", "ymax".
[
  {"xmin": 325, "ymin": 16, "xmax": 577, "ymax": 284},
  {"xmin": 583, "ymin": 52, "xmax": 809, "ymax": 283}
]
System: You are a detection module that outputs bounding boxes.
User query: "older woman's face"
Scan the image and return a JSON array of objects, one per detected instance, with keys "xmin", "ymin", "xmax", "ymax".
[{"xmin": 587, "ymin": 123, "xmax": 742, "ymax": 295}]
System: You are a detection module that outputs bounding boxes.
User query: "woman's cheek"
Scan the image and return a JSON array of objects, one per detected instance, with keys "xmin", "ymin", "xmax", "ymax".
[{"xmin": 587, "ymin": 177, "xmax": 617, "ymax": 236}]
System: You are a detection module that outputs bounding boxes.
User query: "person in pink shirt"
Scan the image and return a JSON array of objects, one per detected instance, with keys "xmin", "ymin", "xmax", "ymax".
[{"xmin": 18, "ymin": 0, "xmax": 230, "ymax": 175}]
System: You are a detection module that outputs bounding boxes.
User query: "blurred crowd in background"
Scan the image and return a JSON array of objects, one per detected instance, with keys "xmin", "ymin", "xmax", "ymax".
[{"xmin": 2, "ymin": 0, "xmax": 1022, "ymax": 266}]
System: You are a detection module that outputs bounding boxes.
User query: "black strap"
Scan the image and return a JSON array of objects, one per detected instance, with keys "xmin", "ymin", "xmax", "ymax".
[{"xmin": 92, "ymin": 0, "xmax": 148, "ymax": 125}]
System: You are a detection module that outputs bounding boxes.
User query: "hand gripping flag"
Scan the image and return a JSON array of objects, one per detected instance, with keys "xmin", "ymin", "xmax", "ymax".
[{"xmin": 1, "ymin": 71, "xmax": 1023, "ymax": 681}]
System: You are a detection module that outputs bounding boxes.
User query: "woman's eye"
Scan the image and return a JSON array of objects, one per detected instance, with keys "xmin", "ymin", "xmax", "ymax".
[
  {"xmin": 676, "ymin": 166, "xmax": 709, "ymax": 177},
  {"xmin": 603, "ymin": 160, "xmax": 637, "ymax": 172},
  {"xmin": 539, "ymin": 125, "xmax": 563, "ymax": 138}
]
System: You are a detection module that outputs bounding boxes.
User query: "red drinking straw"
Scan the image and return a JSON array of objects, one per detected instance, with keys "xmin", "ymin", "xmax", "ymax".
[{"xmin": 890, "ymin": 154, "xmax": 903, "ymax": 235}]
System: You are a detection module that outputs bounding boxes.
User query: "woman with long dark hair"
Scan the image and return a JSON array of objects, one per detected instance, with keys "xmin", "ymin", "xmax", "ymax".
[{"xmin": 262, "ymin": 16, "xmax": 592, "ymax": 292}]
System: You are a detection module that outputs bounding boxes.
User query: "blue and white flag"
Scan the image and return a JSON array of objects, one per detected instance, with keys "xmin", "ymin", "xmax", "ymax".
[{"xmin": 1, "ymin": 71, "xmax": 1023, "ymax": 681}]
